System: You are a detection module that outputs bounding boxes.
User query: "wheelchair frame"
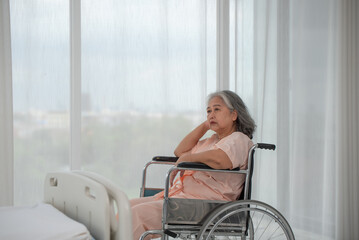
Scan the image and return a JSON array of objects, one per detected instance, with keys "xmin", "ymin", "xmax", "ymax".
[{"xmin": 139, "ymin": 143, "xmax": 295, "ymax": 240}]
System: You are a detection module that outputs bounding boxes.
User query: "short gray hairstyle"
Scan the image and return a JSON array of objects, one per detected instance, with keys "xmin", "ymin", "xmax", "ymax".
[{"xmin": 207, "ymin": 90, "xmax": 256, "ymax": 139}]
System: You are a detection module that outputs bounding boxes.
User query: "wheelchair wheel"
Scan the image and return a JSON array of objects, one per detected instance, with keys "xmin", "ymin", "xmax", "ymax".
[{"xmin": 197, "ymin": 200, "xmax": 295, "ymax": 240}]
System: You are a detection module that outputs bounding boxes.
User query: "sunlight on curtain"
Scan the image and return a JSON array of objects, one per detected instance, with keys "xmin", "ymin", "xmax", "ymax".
[
  {"xmin": 251, "ymin": 0, "xmax": 279, "ymax": 208},
  {"xmin": 229, "ymin": 0, "xmax": 254, "ymax": 109},
  {"xmin": 287, "ymin": 3, "xmax": 332, "ymax": 238},
  {"xmin": 81, "ymin": 0, "xmax": 217, "ymax": 198},
  {"xmin": 230, "ymin": 0, "xmax": 278, "ymax": 208},
  {"xmin": 288, "ymin": 2, "xmax": 336, "ymax": 238},
  {"xmin": 10, "ymin": 0, "xmax": 70, "ymax": 205},
  {"xmin": 251, "ymin": 0, "xmax": 341, "ymax": 239}
]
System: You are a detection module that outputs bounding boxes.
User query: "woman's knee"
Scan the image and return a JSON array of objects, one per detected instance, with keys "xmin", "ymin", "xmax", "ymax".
[{"xmin": 131, "ymin": 200, "xmax": 163, "ymax": 221}]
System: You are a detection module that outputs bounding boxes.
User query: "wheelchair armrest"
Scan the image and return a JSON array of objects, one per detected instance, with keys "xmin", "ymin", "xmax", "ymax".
[
  {"xmin": 152, "ymin": 156, "xmax": 179, "ymax": 162},
  {"xmin": 141, "ymin": 157, "xmax": 178, "ymax": 197},
  {"xmin": 177, "ymin": 162, "xmax": 240, "ymax": 171},
  {"xmin": 177, "ymin": 162, "xmax": 211, "ymax": 169}
]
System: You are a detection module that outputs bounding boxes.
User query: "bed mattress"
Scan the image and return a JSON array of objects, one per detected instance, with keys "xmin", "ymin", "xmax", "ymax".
[{"xmin": 0, "ymin": 203, "xmax": 92, "ymax": 240}]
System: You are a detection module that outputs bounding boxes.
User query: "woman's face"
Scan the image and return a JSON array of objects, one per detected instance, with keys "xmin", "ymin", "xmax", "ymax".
[{"xmin": 206, "ymin": 96, "xmax": 237, "ymax": 135}]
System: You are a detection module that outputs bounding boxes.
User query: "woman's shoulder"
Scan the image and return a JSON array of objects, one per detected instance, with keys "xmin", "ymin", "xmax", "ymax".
[
  {"xmin": 221, "ymin": 132, "xmax": 254, "ymax": 147},
  {"xmin": 202, "ymin": 132, "xmax": 251, "ymax": 145},
  {"xmin": 191, "ymin": 133, "xmax": 219, "ymax": 153},
  {"xmin": 227, "ymin": 131, "xmax": 251, "ymax": 141}
]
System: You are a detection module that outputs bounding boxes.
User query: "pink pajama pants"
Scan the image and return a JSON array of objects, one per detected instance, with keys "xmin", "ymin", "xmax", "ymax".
[{"xmin": 130, "ymin": 196, "xmax": 163, "ymax": 240}]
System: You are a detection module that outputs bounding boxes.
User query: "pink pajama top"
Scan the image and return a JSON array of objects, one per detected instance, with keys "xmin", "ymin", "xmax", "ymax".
[{"xmin": 161, "ymin": 132, "xmax": 253, "ymax": 201}]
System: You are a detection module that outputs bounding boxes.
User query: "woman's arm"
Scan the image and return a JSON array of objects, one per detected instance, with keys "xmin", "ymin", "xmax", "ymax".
[
  {"xmin": 174, "ymin": 121, "xmax": 210, "ymax": 157},
  {"xmin": 176, "ymin": 149, "xmax": 233, "ymax": 170}
]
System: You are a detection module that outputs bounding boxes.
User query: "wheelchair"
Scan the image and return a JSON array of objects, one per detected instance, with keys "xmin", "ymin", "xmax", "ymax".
[{"xmin": 139, "ymin": 143, "xmax": 295, "ymax": 240}]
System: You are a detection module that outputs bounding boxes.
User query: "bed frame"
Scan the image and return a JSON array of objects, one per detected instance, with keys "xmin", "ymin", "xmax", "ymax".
[{"xmin": 44, "ymin": 171, "xmax": 132, "ymax": 240}]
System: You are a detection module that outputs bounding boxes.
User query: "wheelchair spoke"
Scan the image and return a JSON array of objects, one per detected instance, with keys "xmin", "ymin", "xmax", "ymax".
[
  {"xmin": 197, "ymin": 201, "xmax": 295, "ymax": 240},
  {"xmin": 254, "ymin": 211, "xmax": 265, "ymax": 236},
  {"xmin": 269, "ymin": 232, "xmax": 286, "ymax": 239},
  {"xmin": 267, "ymin": 225, "xmax": 281, "ymax": 239},
  {"xmin": 257, "ymin": 217, "xmax": 274, "ymax": 240}
]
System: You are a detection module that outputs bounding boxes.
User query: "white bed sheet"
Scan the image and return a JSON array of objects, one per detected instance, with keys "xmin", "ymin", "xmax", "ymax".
[{"xmin": 0, "ymin": 203, "xmax": 92, "ymax": 240}]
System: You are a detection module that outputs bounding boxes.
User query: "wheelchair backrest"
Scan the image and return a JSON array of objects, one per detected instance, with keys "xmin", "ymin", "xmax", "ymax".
[
  {"xmin": 240, "ymin": 143, "xmax": 276, "ymax": 200},
  {"xmin": 238, "ymin": 149, "xmax": 255, "ymax": 201}
]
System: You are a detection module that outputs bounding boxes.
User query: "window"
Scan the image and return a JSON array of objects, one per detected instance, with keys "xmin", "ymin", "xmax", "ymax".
[{"xmin": 10, "ymin": 0, "xmax": 217, "ymax": 203}]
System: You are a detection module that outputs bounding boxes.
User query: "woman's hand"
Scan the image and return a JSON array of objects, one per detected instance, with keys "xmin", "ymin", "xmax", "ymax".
[
  {"xmin": 169, "ymin": 169, "xmax": 184, "ymax": 186},
  {"xmin": 175, "ymin": 153, "xmax": 192, "ymax": 166},
  {"xmin": 203, "ymin": 120, "xmax": 210, "ymax": 131},
  {"xmin": 169, "ymin": 170, "xmax": 178, "ymax": 186},
  {"xmin": 174, "ymin": 121, "xmax": 210, "ymax": 157}
]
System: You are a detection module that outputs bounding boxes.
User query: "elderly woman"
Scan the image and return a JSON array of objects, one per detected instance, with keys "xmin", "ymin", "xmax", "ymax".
[{"xmin": 130, "ymin": 90, "xmax": 256, "ymax": 240}]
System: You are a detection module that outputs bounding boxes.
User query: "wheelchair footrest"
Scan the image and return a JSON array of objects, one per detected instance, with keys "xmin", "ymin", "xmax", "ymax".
[{"xmin": 164, "ymin": 229, "xmax": 179, "ymax": 238}]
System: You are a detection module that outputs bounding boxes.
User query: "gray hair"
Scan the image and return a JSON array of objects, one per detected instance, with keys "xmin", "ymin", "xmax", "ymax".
[{"xmin": 207, "ymin": 90, "xmax": 256, "ymax": 139}]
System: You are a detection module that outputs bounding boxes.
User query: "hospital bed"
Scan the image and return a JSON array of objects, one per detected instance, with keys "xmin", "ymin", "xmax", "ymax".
[
  {"xmin": 0, "ymin": 171, "xmax": 133, "ymax": 240},
  {"xmin": 140, "ymin": 143, "xmax": 295, "ymax": 240}
]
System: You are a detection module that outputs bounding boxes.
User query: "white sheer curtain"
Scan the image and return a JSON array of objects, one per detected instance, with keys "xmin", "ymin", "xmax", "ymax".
[{"xmin": 251, "ymin": 0, "xmax": 359, "ymax": 239}]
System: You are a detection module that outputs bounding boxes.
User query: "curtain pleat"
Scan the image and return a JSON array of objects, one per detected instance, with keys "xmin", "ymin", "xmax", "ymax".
[
  {"xmin": 0, "ymin": 0, "xmax": 14, "ymax": 206},
  {"xmin": 335, "ymin": 0, "xmax": 359, "ymax": 238}
]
